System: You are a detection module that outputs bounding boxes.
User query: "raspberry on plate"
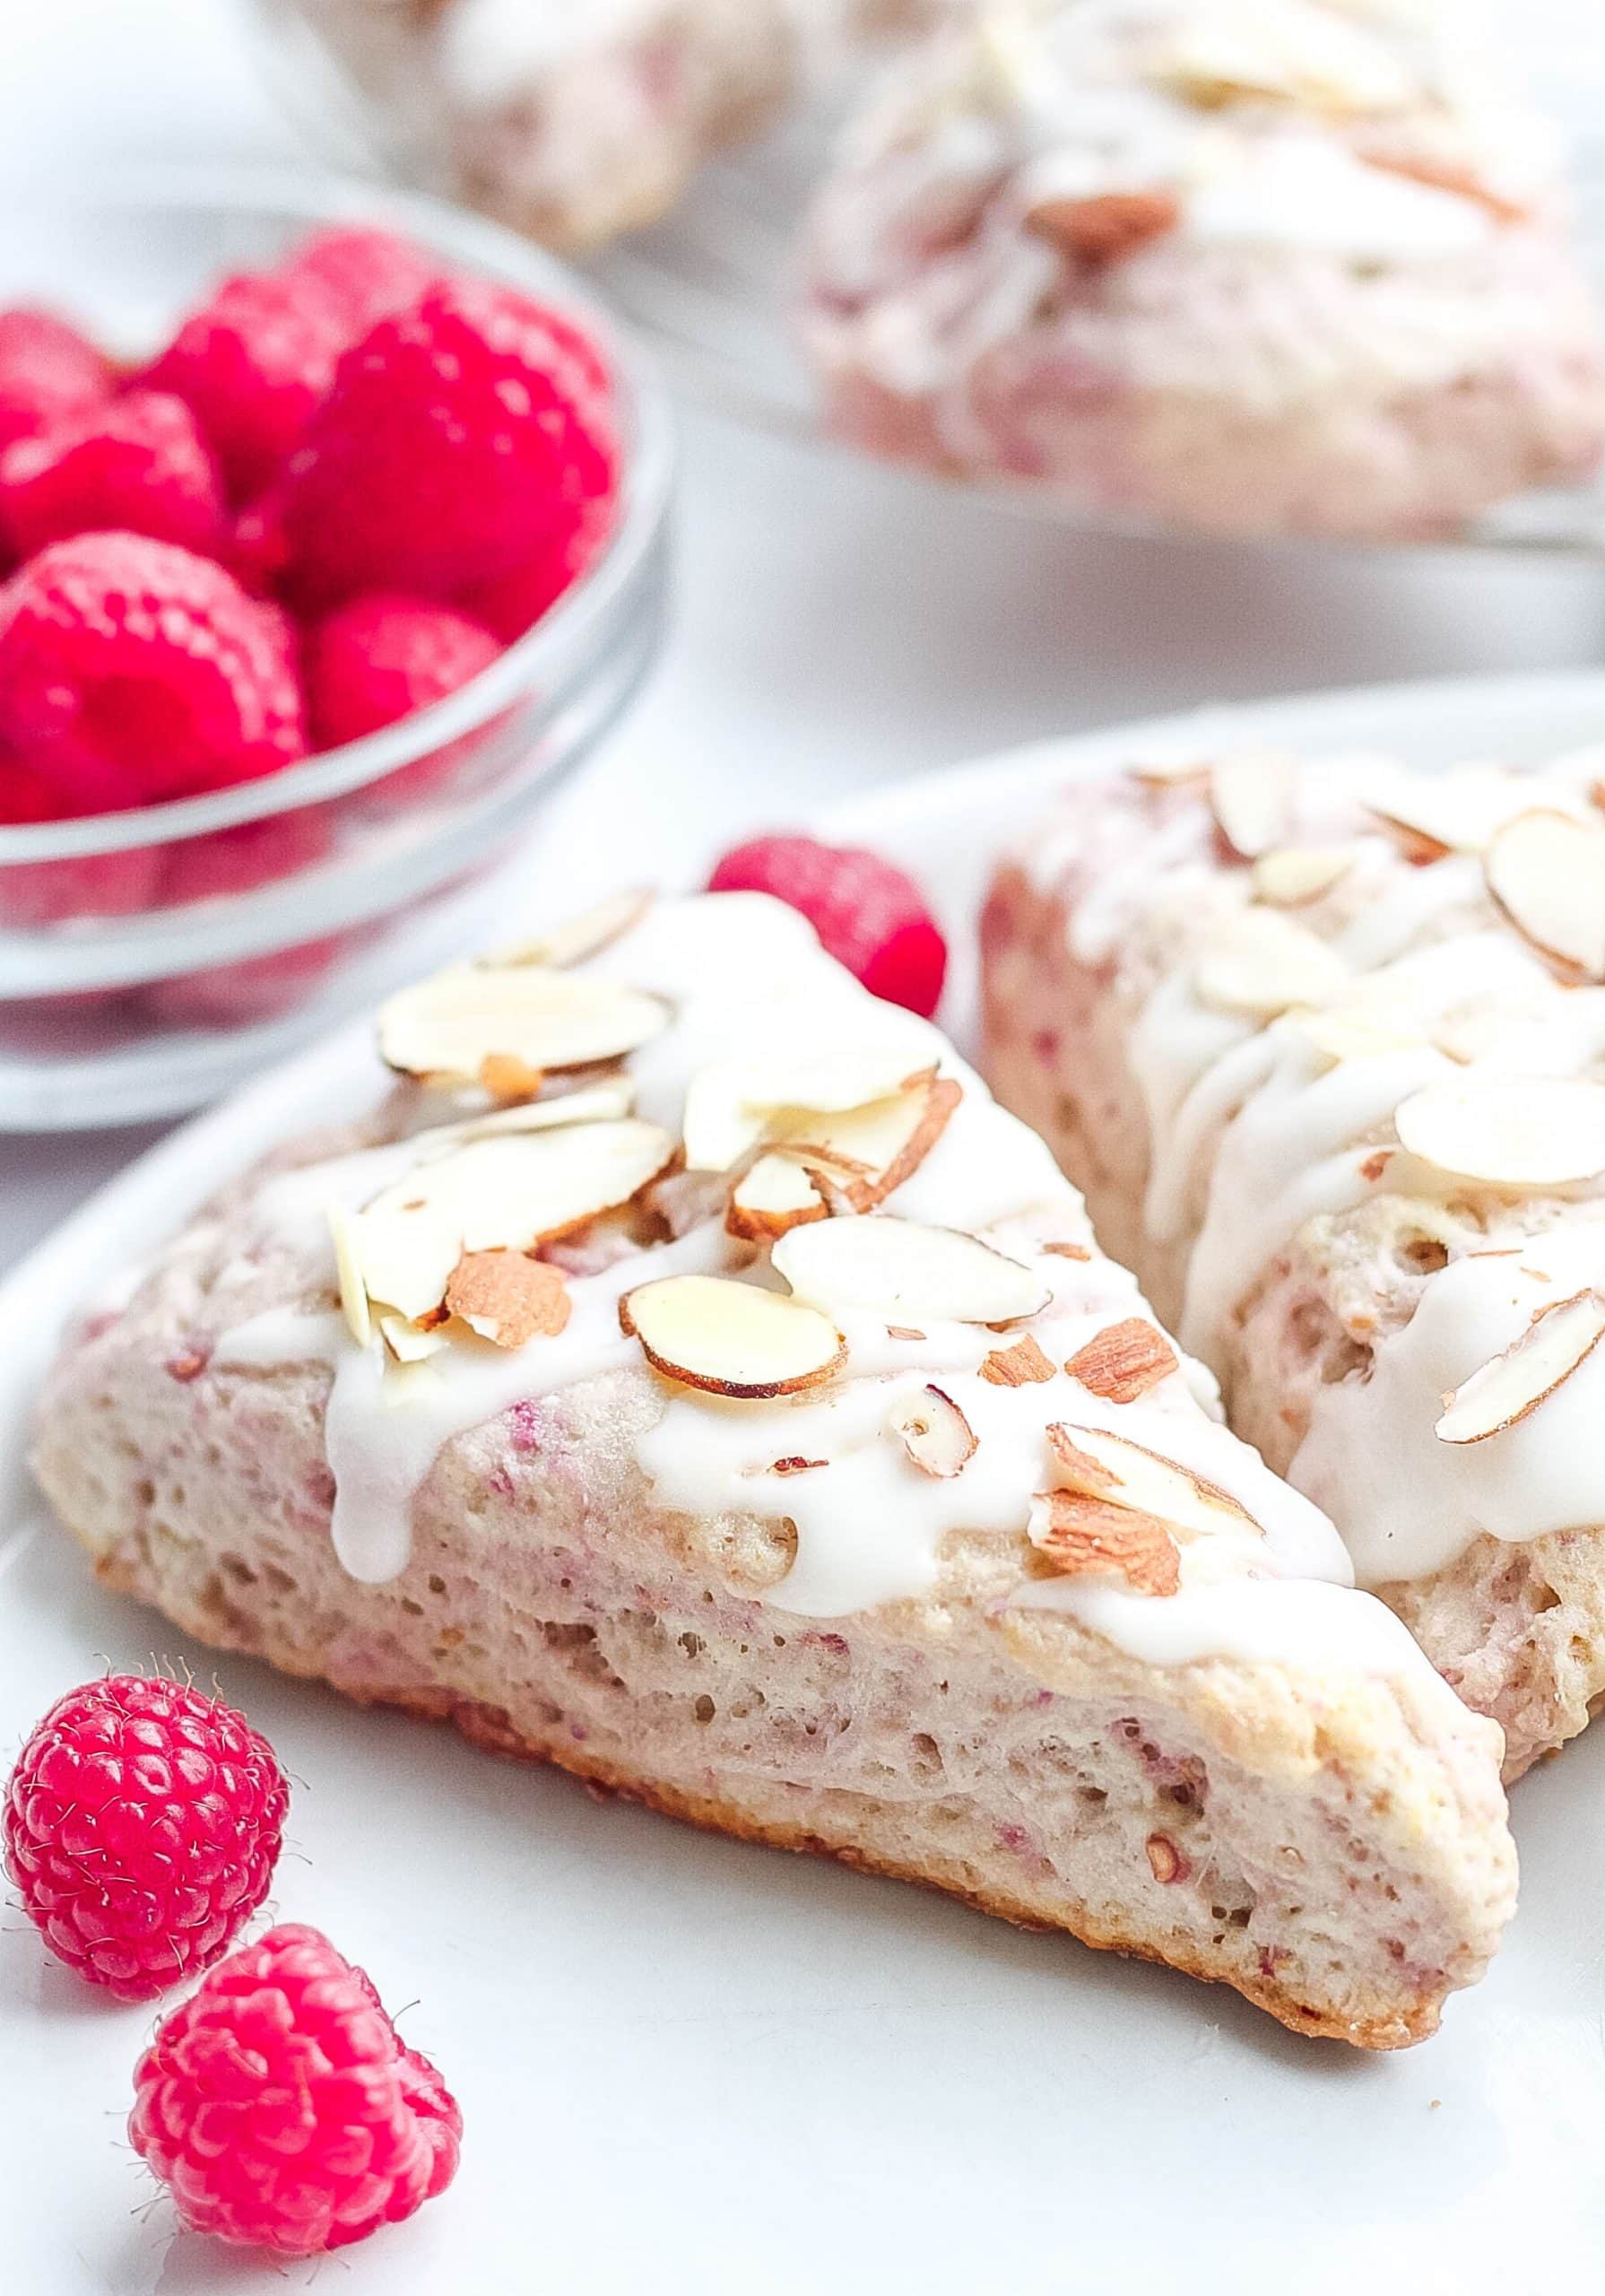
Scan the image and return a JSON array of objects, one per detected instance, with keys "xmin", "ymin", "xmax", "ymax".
[
  {"xmin": 130, "ymin": 1922, "xmax": 463, "ymax": 2255},
  {"xmin": 0, "ymin": 307, "xmax": 110, "ymax": 454},
  {"xmin": 0, "ymin": 752, "xmax": 161, "ymax": 926},
  {"xmin": 280, "ymin": 224, "xmax": 438, "ymax": 336},
  {"xmin": 306, "ymin": 591, "xmax": 501, "ymax": 748},
  {"xmin": 144, "ymin": 268, "xmax": 348, "ymax": 499},
  {"xmin": 707, "ymin": 833, "xmax": 949, "ymax": 1017},
  {"xmin": 283, "ymin": 280, "xmax": 618, "ymax": 602},
  {"xmin": 1, "ymin": 1673, "xmax": 288, "ymax": 2001},
  {"xmin": 0, "ymin": 532, "xmax": 308, "ymax": 812},
  {"xmin": 0, "ymin": 388, "xmax": 226, "ymax": 559}
]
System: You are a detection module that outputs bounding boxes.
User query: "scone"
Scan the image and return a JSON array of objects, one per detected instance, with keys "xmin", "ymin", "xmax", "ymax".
[
  {"xmin": 983, "ymin": 743, "xmax": 1605, "ymax": 1778},
  {"xmin": 31, "ymin": 891, "xmax": 1515, "ymax": 2046},
  {"xmin": 799, "ymin": 0, "xmax": 1605, "ymax": 537}
]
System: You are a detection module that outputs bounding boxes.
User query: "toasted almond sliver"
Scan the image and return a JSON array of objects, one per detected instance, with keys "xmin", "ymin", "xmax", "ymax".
[
  {"xmin": 619, "ymin": 1274, "xmax": 845, "ymax": 1398},
  {"xmin": 1046, "ymin": 1422, "xmax": 1257, "ymax": 1542},
  {"xmin": 378, "ymin": 964, "xmax": 669, "ymax": 1087},
  {"xmin": 1484, "ymin": 810, "xmax": 1605, "ymax": 984},
  {"xmin": 1043, "ymin": 1240, "xmax": 1092, "ymax": 1261},
  {"xmin": 1394, "ymin": 1076, "xmax": 1605, "ymax": 1190},
  {"xmin": 780, "ymin": 1073, "xmax": 962, "ymax": 1213},
  {"xmin": 1210, "ymin": 750, "xmax": 1291, "ymax": 860},
  {"xmin": 328, "ymin": 1204, "xmax": 373, "ymax": 1348},
  {"xmin": 1064, "ymin": 1318, "xmax": 1177, "ymax": 1404},
  {"xmin": 1436, "ymin": 1289, "xmax": 1605, "ymax": 1444},
  {"xmin": 773, "ymin": 1215, "xmax": 1051, "ymax": 1326},
  {"xmin": 444, "ymin": 1251, "xmax": 571, "ymax": 1350},
  {"xmin": 378, "ymin": 1313, "xmax": 449, "ymax": 1364},
  {"xmin": 1253, "ymin": 843, "xmax": 1357, "ymax": 908},
  {"xmin": 888, "ymin": 1385, "xmax": 977, "ymax": 1478},
  {"xmin": 412, "ymin": 1078, "xmax": 638, "ymax": 1160},
  {"xmin": 1194, "ymin": 909, "xmax": 1349, "ymax": 1020},
  {"xmin": 1024, "ymin": 187, "xmax": 1179, "ymax": 265},
  {"xmin": 726, "ymin": 1153, "xmax": 829, "ymax": 1242},
  {"xmin": 681, "ymin": 1048, "xmax": 937, "ymax": 1174},
  {"xmin": 979, "ymin": 1335, "xmax": 1056, "ymax": 1387},
  {"xmin": 490, "ymin": 888, "xmax": 653, "ymax": 970},
  {"xmin": 1028, "ymin": 1492, "xmax": 1180, "ymax": 1597}
]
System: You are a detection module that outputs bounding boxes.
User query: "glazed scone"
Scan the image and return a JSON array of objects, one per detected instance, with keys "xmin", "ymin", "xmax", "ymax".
[
  {"xmin": 983, "ymin": 744, "xmax": 1605, "ymax": 1777},
  {"xmin": 799, "ymin": 0, "xmax": 1605, "ymax": 537},
  {"xmin": 32, "ymin": 891, "xmax": 1514, "ymax": 2047}
]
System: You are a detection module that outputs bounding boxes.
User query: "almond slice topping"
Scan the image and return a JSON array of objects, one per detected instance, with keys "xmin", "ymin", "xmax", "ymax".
[
  {"xmin": 329, "ymin": 1204, "xmax": 373, "ymax": 1348},
  {"xmin": 619, "ymin": 1275, "xmax": 845, "ymax": 1398},
  {"xmin": 378, "ymin": 1313, "xmax": 449, "ymax": 1365},
  {"xmin": 725, "ymin": 1153, "xmax": 829, "ymax": 1242},
  {"xmin": 1394, "ymin": 1077, "xmax": 1605, "ymax": 1190},
  {"xmin": 490, "ymin": 888, "xmax": 653, "ymax": 970},
  {"xmin": 412, "ymin": 1078, "xmax": 638, "ymax": 1160},
  {"xmin": 681, "ymin": 1048, "xmax": 941, "ymax": 1175},
  {"xmin": 1127, "ymin": 752, "xmax": 1210, "ymax": 789},
  {"xmin": 888, "ymin": 1386, "xmax": 977, "ymax": 1478},
  {"xmin": 1253, "ymin": 843, "xmax": 1357, "ymax": 909},
  {"xmin": 1194, "ymin": 909, "xmax": 1349, "ymax": 1020},
  {"xmin": 1046, "ymin": 1422, "xmax": 1257, "ymax": 1543},
  {"xmin": 1210, "ymin": 750, "xmax": 1292, "ymax": 860},
  {"xmin": 1292, "ymin": 1004, "xmax": 1426, "ymax": 1070},
  {"xmin": 444, "ymin": 1251, "xmax": 571, "ymax": 1350},
  {"xmin": 378, "ymin": 964, "xmax": 669, "ymax": 1089},
  {"xmin": 1435, "ymin": 1289, "xmax": 1605, "ymax": 1445},
  {"xmin": 773, "ymin": 1216, "xmax": 1051, "ymax": 1326},
  {"xmin": 776, "ymin": 1073, "xmax": 962, "ymax": 1213},
  {"xmin": 1064, "ymin": 1318, "xmax": 1176, "ymax": 1404},
  {"xmin": 1028, "ymin": 1492, "xmax": 1180, "ymax": 1598},
  {"xmin": 1024, "ymin": 188, "xmax": 1179, "ymax": 265},
  {"xmin": 1484, "ymin": 810, "xmax": 1605, "ymax": 984},
  {"xmin": 979, "ymin": 1335, "xmax": 1056, "ymax": 1387},
  {"xmin": 351, "ymin": 1119, "xmax": 674, "ymax": 1323},
  {"xmin": 1363, "ymin": 763, "xmax": 1540, "ymax": 864}
]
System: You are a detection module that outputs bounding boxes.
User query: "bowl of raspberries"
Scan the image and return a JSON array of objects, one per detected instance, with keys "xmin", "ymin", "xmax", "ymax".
[{"xmin": 0, "ymin": 168, "xmax": 672, "ymax": 1126}]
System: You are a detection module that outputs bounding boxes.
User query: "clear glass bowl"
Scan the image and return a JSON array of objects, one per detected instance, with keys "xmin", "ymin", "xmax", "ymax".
[{"xmin": 0, "ymin": 167, "xmax": 673, "ymax": 1129}]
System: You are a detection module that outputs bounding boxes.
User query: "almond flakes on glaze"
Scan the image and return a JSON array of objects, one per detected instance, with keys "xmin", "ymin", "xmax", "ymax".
[
  {"xmin": 1435, "ymin": 1289, "xmax": 1605, "ymax": 1445},
  {"xmin": 774, "ymin": 1215, "xmax": 1050, "ymax": 1327},
  {"xmin": 681, "ymin": 1048, "xmax": 937, "ymax": 1174},
  {"xmin": 1046, "ymin": 1422, "xmax": 1258, "ymax": 1543},
  {"xmin": 725, "ymin": 1153, "xmax": 829, "ymax": 1242},
  {"xmin": 1194, "ymin": 909, "xmax": 1349, "ymax": 1020},
  {"xmin": 378, "ymin": 963, "xmax": 670, "ymax": 1089},
  {"xmin": 490, "ymin": 888, "xmax": 654, "ymax": 971},
  {"xmin": 1210, "ymin": 750, "xmax": 1292, "ymax": 860},
  {"xmin": 1253, "ymin": 843, "xmax": 1357, "ymax": 908},
  {"xmin": 889, "ymin": 1386, "xmax": 977, "ymax": 1478},
  {"xmin": 1028, "ymin": 1492, "xmax": 1181, "ymax": 1597},
  {"xmin": 444, "ymin": 1251, "xmax": 571, "ymax": 1350},
  {"xmin": 1484, "ymin": 810, "xmax": 1605, "ymax": 984},
  {"xmin": 619, "ymin": 1274, "xmax": 845, "ymax": 1398},
  {"xmin": 1024, "ymin": 187, "xmax": 1180, "ymax": 265},
  {"xmin": 1064, "ymin": 1318, "xmax": 1176, "ymax": 1403},
  {"xmin": 1393, "ymin": 1077, "xmax": 1605, "ymax": 1191},
  {"xmin": 979, "ymin": 1335, "xmax": 1056, "ymax": 1387}
]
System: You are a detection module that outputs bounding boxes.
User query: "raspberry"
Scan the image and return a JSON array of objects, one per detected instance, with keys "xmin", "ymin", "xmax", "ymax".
[
  {"xmin": 159, "ymin": 807, "xmax": 334, "ymax": 909},
  {"xmin": 281, "ymin": 225, "xmax": 438, "ymax": 336},
  {"xmin": 0, "ymin": 532, "xmax": 308, "ymax": 812},
  {"xmin": 129, "ymin": 1922, "xmax": 463, "ymax": 2255},
  {"xmin": 0, "ymin": 389, "xmax": 226, "ymax": 559},
  {"xmin": 144, "ymin": 268, "xmax": 347, "ymax": 499},
  {"xmin": 707, "ymin": 834, "xmax": 949, "ymax": 1017},
  {"xmin": 306, "ymin": 592, "xmax": 501, "ymax": 748},
  {"xmin": 462, "ymin": 500, "xmax": 613, "ymax": 641},
  {"xmin": 283, "ymin": 281, "xmax": 618, "ymax": 602},
  {"xmin": 0, "ymin": 752, "xmax": 161, "ymax": 926},
  {"xmin": 226, "ymin": 484, "xmax": 292, "ymax": 596},
  {"xmin": 2, "ymin": 1674, "xmax": 289, "ymax": 2001},
  {"xmin": 0, "ymin": 308, "xmax": 111, "ymax": 454}
]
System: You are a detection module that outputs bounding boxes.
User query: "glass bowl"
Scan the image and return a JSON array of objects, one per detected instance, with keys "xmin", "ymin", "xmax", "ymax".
[{"xmin": 0, "ymin": 166, "xmax": 673, "ymax": 1129}]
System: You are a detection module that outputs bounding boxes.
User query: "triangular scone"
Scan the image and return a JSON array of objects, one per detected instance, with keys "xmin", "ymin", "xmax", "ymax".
[
  {"xmin": 984, "ymin": 745, "xmax": 1605, "ymax": 1779},
  {"xmin": 33, "ymin": 892, "xmax": 1514, "ymax": 2045}
]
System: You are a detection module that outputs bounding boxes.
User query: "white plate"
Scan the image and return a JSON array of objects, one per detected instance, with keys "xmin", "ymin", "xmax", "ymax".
[{"xmin": 7, "ymin": 670, "xmax": 1605, "ymax": 2296}]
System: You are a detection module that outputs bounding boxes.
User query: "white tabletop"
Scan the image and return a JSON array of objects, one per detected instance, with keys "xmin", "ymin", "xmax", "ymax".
[{"xmin": 4, "ymin": 0, "xmax": 1605, "ymax": 1245}]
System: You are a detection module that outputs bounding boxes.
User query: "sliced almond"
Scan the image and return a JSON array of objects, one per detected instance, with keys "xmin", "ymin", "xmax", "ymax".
[
  {"xmin": 1064, "ymin": 1318, "xmax": 1176, "ymax": 1404},
  {"xmin": 444, "ymin": 1251, "xmax": 571, "ymax": 1350},
  {"xmin": 1364, "ymin": 763, "xmax": 1539, "ymax": 864},
  {"xmin": 773, "ymin": 1216, "xmax": 1050, "ymax": 1326},
  {"xmin": 1028, "ymin": 1492, "xmax": 1180, "ymax": 1597},
  {"xmin": 412, "ymin": 1078, "xmax": 638, "ymax": 1160},
  {"xmin": 979, "ymin": 1335, "xmax": 1056, "ymax": 1387},
  {"xmin": 1253, "ymin": 843, "xmax": 1357, "ymax": 908},
  {"xmin": 1484, "ymin": 810, "xmax": 1605, "ymax": 984},
  {"xmin": 726, "ymin": 1153, "xmax": 829, "ymax": 1242},
  {"xmin": 1210, "ymin": 750, "xmax": 1292, "ymax": 860},
  {"xmin": 329, "ymin": 1203, "xmax": 372, "ymax": 1349},
  {"xmin": 1394, "ymin": 1077, "xmax": 1605, "ymax": 1190},
  {"xmin": 1148, "ymin": 10, "xmax": 1410, "ymax": 115},
  {"xmin": 1436, "ymin": 1289, "xmax": 1605, "ymax": 1444},
  {"xmin": 888, "ymin": 1386, "xmax": 976, "ymax": 1478},
  {"xmin": 378, "ymin": 964, "xmax": 669, "ymax": 1088},
  {"xmin": 1194, "ymin": 909, "xmax": 1348, "ymax": 1020},
  {"xmin": 1045, "ymin": 1422, "xmax": 1257, "ymax": 1543},
  {"xmin": 1024, "ymin": 187, "xmax": 1179, "ymax": 264},
  {"xmin": 1292, "ymin": 1004, "xmax": 1426, "ymax": 1070},
  {"xmin": 778, "ymin": 1072, "xmax": 961, "ymax": 1212},
  {"xmin": 490, "ymin": 888, "xmax": 653, "ymax": 970},
  {"xmin": 1127, "ymin": 752, "xmax": 1210, "ymax": 789},
  {"xmin": 352, "ymin": 1119, "xmax": 673, "ymax": 1322},
  {"xmin": 1361, "ymin": 148, "xmax": 1528, "ymax": 226},
  {"xmin": 378, "ymin": 1313, "xmax": 449, "ymax": 1365},
  {"xmin": 681, "ymin": 1048, "xmax": 938, "ymax": 1175},
  {"xmin": 619, "ymin": 1274, "xmax": 845, "ymax": 1397}
]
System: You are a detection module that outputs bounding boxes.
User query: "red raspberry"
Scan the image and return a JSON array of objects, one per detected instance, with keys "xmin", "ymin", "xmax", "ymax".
[
  {"xmin": 129, "ymin": 1922, "xmax": 463, "ymax": 2255},
  {"xmin": 159, "ymin": 807, "xmax": 334, "ymax": 909},
  {"xmin": 462, "ymin": 500, "xmax": 613, "ymax": 641},
  {"xmin": 306, "ymin": 592, "xmax": 501, "ymax": 748},
  {"xmin": 2, "ymin": 1674, "xmax": 289, "ymax": 2001},
  {"xmin": 283, "ymin": 281, "xmax": 618, "ymax": 603},
  {"xmin": 144, "ymin": 269, "xmax": 347, "ymax": 499},
  {"xmin": 0, "ymin": 752, "xmax": 161, "ymax": 926},
  {"xmin": 280, "ymin": 224, "xmax": 438, "ymax": 336},
  {"xmin": 0, "ymin": 308, "xmax": 111, "ymax": 454},
  {"xmin": 0, "ymin": 389, "xmax": 226, "ymax": 559},
  {"xmin": 226, "ymin": 484, "xmax": 292, "ymax": 596},
  {"xmin": 0, "ymin": 532, "xmax": 308, "ymax": 812},
  {"xmin": 707, "ymin": 834, "xmax": 949, "ymax": 1017}
]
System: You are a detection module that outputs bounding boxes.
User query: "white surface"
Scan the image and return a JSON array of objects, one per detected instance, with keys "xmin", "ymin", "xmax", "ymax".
[{"xmin": 8, "ymin": 672, "xmax": 1605, "ymax": 2295}]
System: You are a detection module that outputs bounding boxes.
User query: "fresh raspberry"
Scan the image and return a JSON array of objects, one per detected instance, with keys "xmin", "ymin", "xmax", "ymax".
[
  {"xmin": 707, "ymin": 834, "xmax": 949, "ymax": 1017},
  {"xmin": 0, "ymin": 532, "xmax": 308, "ymax": 811},
  {"xmin": 129, "ymin": 1922, "xmax": 463, "ymax": 2255},
  {"xmin": 143, "ymin": 268, "xmax": 347, "ymax": 499},
  {"xmin": 0, "ymin": 308, "xmax": 111, "ymax": 454},
  {"xmin": 306, "ymin": 592, "xmax": 501, "ymax": 749},
  {"xmin": 462, "ymin": 499, "xmax": 613, "ymax": 641},
  {"xmin": 283, "ymin": 281, "xmax": 618, "ymax": 603},
  {"xmin": 0, "ymin": 389, "xmax": 226, "ymax": 559},
  {"xmin": 0, "ymin": 752, "xmax": 161, "ymax": 926},
  {"xmin": 226, "ymin": 484, "xmax": 292, "ymax": 596},
  {"xmin": 280, "ymin": 225, "xmax": 438, "ymax": 337},
  {"xmin": 2, "ymin": 1674, "xmax": 289, "ymax": 2001}
]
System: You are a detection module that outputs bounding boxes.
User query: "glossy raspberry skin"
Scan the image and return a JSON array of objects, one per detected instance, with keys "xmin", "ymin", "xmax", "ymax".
[
  {"xmin": 0, "ymin": 752, "xmax": 161, "ymax": 926},
  {"xmin": 281, "ymin": 225, "xmax": 438, "ymax": 337},
  {"xmin": 0, "ymin": 532, "xmax": 308, "ymax": 812},
  {"xmin": 306, "ymin": 592, "xmax": 501, "ymax": 749},
  {"xmin": 2, "ymin": 1674, "xmax": 289, "ymax": 2001},
  {"xmin": 0, "ymin": 389, "xmax": 227, "ymax": 559},
  {"xmin": 707, "ymin": 835, "xmax": 949, "ymax": 1017},
  {"xmin": 283, "ymin": 281, "xmax": 618, "ymax": 602},
  {"xmin": 0, "ymin": 308, "xmax": 111, "ymax": 454},
  {"xmin": 130, "ymin": 1923, "xmax": 463, "ymax": 2255},
  {"xmin": 462, "ymin": 499, "xmax": 612, "ymax": 641},
  {"xmin": 144, "ymin": 268, "xmax": 347, "ymax": 499}
]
